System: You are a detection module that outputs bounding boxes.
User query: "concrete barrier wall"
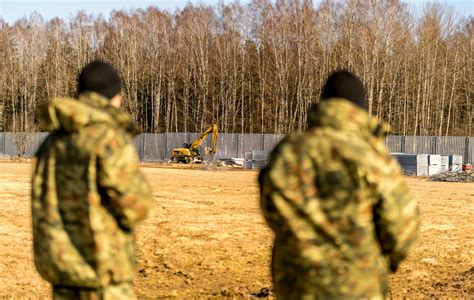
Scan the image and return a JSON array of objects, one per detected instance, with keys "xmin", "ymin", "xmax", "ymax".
[{"xmin": 0, "ymin": 132, "xmax": 472, "ymax": 164}]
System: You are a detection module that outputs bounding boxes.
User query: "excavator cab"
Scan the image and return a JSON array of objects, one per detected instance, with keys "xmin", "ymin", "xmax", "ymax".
[{"xmin": 171, "ymin": 124, "xmax": 218, "ymax": 163}]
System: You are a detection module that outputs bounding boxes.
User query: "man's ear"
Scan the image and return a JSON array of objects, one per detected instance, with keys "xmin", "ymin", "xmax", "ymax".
[{"xmin": 110, "ymin": 94, "xmax": 122, "ymax": 108}]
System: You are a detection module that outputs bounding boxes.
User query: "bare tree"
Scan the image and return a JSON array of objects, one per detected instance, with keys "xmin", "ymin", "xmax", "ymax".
[{"xmin": 0, "ymin": 0, "xmax": 471, "ymax": 136}]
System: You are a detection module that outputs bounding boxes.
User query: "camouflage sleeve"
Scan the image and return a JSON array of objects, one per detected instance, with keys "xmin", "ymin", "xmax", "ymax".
[
  {"xmin": 259, "ymin": 166, "xmax": 283, "ymax": 233},
  {"xmin": 373, "ymin": 154, "xmax": 420, "ymax": 272},
  {"xmin": 259, "ymin": 135, "xmax": 299, "ymax": 234},
  {"xmin": 97, "ymin": 129, "xmax": 155, "ymax": 231}
]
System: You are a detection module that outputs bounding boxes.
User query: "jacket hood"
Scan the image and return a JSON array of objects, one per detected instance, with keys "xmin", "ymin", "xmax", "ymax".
[
  {"xmin": 307, "ymin": 98, "xmax": 389, "ymax": 138},
  {"xmin": 37, "ymin": 92, "xmax": 140, "ymax": 136}
]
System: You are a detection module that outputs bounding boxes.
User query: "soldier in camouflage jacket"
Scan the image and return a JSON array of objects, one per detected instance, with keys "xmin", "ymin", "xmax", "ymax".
[
  {"xmin": 31, "ymin": 61, "xmax": 155, "ymax": 299},
  {"xmin": 259, "ymin": 71, "xmax": 419, "ymax": 299}
]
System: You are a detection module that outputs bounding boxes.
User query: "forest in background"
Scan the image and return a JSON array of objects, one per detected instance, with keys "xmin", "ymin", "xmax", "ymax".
[{"xmin": 0, "ymin": 0, "xmax": 472, "ymax": 136}]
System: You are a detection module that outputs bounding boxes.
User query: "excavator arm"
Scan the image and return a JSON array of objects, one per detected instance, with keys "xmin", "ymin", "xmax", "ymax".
[{"xmin": 190, "ymin": 123, "xmax": 218, "ymax": 155}]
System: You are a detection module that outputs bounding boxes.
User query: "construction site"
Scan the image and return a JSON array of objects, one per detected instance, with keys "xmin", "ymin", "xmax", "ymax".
[
  {"xmin": 0, "ymin": 160, "xmax": 473, "ymax": 298},
  {"xmin": 1, "ymin": 0, "xmax": 473, "ymax": 298},
  {"xmin": 1, "ymin": 124, "xmax": 474, "ymax": 298}
]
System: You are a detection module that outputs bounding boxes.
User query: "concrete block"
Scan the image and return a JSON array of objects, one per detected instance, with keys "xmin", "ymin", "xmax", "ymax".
[
  {"xmin": 449, "ymin": 155, "xmax": 463, "ymax": 165},
  {"xmin": 251, "ymin": 160, "xmax": 267, "ymax": 170},
  {"xmin": 440, "ymin": 155, "xmax": 449, "ymax": 166},
  {"xmin": 392, "ymin": 154, "xmax": 428, "ymax": 166},
  {"xmin": 244, "ymin": 160, "xmax": 253, "ymax": 169},
  {"xmin": 429, "ymin": 155, "xmax": 442, "ymax": 166},
  {"xmin": 252, "ymin": 150, "xmax": 270, "ymax": 161},
  {"xmin": 399, "ymin": 164, "xmax": 428, "ymax": 176},
  {"xmin": 440, "ymin": 164, "xmax": 449, "ymax": 172},
  {"xmin": 428, "ymin": 165, "xmax": 441, "ymax": 175}
]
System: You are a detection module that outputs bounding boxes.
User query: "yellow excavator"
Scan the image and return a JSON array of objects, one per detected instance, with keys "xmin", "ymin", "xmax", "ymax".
[{"xmin": 171, "ymin": 124, "xmax": 218, "ymax": 163}]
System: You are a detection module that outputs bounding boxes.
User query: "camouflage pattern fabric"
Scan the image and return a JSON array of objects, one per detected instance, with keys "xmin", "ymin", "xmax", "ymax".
[
  {"xmin": 53, "ymin": 282, "xmax": 135, "ymax": 300},
  {"xmin": 259, "ymin": 98, "xmax": 419, "ymax": 299},
  {"xmin": 31, "ymin": 92, "xmax": 155, "ymax": 293}
]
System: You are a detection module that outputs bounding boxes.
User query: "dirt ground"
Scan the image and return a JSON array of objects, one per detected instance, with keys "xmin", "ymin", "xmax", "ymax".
[{"xmin": 0, "ymin": 162, "xmax": 472, "ymax": 298}]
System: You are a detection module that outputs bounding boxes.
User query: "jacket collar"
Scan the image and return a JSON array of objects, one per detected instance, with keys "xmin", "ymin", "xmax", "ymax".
[
  {"xmin": 307, "ymin": 98, "xmax": 388, "ymax": 138},
  {"xmin": 78, "ymin": 92, "xmax": 141, "ymax": 136},
  {"xmin": 78, "ymin": 91, "xmax": 111, "ymax": 109},
  {"xmin": 37, "ymin": 92, "xmax": 141, "ymax": 136}
]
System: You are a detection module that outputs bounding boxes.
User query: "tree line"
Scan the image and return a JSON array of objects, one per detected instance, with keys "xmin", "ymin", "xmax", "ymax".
[{"xmin": 0, "ymin": 0, "xmax": 472, "ymax": 136}]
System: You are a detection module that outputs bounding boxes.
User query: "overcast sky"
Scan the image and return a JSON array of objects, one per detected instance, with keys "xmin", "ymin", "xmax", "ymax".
[{"xmin": 1, "ymin": 0, "xmax": 472, "ymax": 24}]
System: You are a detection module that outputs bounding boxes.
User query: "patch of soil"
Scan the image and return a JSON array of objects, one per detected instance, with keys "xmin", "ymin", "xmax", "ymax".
[{"xmin": 0, "ymin": 162, "xmax": 472, "ymax": 298}]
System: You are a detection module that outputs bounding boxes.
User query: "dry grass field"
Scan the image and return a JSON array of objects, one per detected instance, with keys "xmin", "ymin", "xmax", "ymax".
[{"xmin": 0, "ymin": 162, "xmax": 472, "ymax": 298}]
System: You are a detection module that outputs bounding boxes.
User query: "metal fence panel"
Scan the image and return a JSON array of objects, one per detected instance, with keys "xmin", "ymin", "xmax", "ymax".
[
  {"xmin": 5, "ymin": 132, "xmax": 28, "ymax": 157},
  {"xmin": 436, "ymin": 136, "xmax": 465, "ymax": 156},
  {"xmin": 416, "ymin": 136, "xmax": 437, "ymax": 154},
  {"xmin": 0, "ymin": 132, "xmax": 473, "ymax": 164},
  {"xmin": 216, "ymin": 133, "xmax": 239, "ymax": 158},
  {"xmin": 238, "ymin": 134, "xmax": 263, "ymax": 158},
  {"xmin": 26, "ymin": 134, "xmax": 38, "ymax": 157},
  {"xmin": 263, "ymin": 134, "xmax": 284, "ymax": 151},
  {"xmin": 39, "ymin": 132, "xmax": 49, "ymax": 143},
  {"xmin": 468, "ymin": 138, "xmax": 474, "ymax": 164},
  {"xmin": 385, "ymin": 136, "xmax": 403, "ymax": 153},
  {"xmin": 28, "ymin": 133, "xmax": 49, "ymax": 157},
  {"xmin": 133, "ymin": 135, "xmax": 144, "ymax": 160},
  {"xmin": 0, "ymin": 132, "xmax": 4, "ymax": 154},
  {"xmin": 403, "ymin": 136, "xmax": 417, "ymax": 154},
  {"xmin": 143, "ymin": 133, "xmax": 166, "ymax": 161},
  {"xmin": 4, "ymin": 132, "xmax": 17, "ymax": 156}
]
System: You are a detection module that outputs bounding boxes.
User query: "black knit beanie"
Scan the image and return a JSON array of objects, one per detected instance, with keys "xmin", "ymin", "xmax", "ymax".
[
  {"xmin": 78, "ymin": 60, "xmax": 122, "ymax": 100},
  {"xmin": 321, "ymin": 70, "xmax": 367, "ymax": 110}
]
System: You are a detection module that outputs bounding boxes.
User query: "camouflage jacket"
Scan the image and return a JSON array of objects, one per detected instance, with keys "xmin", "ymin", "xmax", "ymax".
[
  {"xmin": 259, "ymin": 98, "xmax": 419, "ymax": 299},
  {"xmin": 31, "ymin": 92, "xmax": 155, "ymax": 288}
]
